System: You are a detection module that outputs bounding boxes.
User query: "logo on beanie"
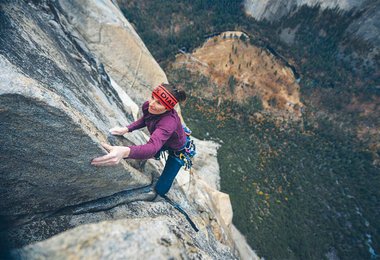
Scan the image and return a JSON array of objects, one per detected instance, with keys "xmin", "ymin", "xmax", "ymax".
[{"xmin": 152, "ymin": 84, "xmax": 178, "ymax": 110}]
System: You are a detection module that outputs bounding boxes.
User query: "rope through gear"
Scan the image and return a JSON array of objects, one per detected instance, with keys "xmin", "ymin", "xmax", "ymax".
[{"xmin": 162, "ymin": 194, "xmax": 199, "ymax": 232}]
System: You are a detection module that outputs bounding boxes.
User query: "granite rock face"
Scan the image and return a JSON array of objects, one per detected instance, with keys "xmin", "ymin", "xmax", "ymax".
[
  {"xmin": 11, "ymin": 201, "xmax": 237, "ymax": 260},
  {"xmin": 55, "ymin": 0, "xmax": 168, "ymax": 105},
  {"xmin": 0, "ymin": 92, "xmax": 148, "ymax": 217},
  {"xmin": 0, "ymin": 0, "xmax": 150, "ymax": 249},
  {"xmin": 243, "ymin": 0, "xmax": 379, "ymax": 73},
  {"xmin": 346, "ymin": 1, "xmax": 380, "ymax": 48},
  {"xmin": 243, "ymin": 0, "xmax": 380, "ymax": 47},
  {"xmin": 1, "ymin": 0, "xmax": 156, "ymax": 211},
  {"xmin": 243, "ymin": 0, "xmax": 366, "ymax": 21},
  {"xmin": 0, "ymin": 1, "xmax": 247, "ymax": 259}
]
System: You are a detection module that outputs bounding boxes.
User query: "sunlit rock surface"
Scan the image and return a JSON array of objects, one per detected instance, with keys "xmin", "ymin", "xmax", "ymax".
[
  {"xmin": 346, "ymin": 1, "xmax": 380, "ymax": 48},
  {"xmin": 0, "ymin": 0, "xmax": 151, "ymax": 222},
  {"xmin": 0, "ymin": 0, "xmax": 153, "ymax": 250},
  {"xmin": 56, "ymin": 0, "xmax": 168, "ymax": 105},
  {"xmin": 243, "ymin": 0, "xmax": 379, "ymax": 49},
  {"xmin": 243, "ymin": 0, "xmax": 366, "ymax": 21},
  {"xmin": 11, "ymin": 202, "xmax": 238, "ymax": 260}
]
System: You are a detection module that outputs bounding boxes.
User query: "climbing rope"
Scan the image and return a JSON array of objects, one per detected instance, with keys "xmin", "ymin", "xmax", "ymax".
[{"xmin": 162, "ymin": 194, "xmax": 199, "ymax": 232}]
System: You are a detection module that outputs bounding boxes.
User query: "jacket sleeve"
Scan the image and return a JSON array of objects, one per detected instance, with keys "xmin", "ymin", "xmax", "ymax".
[
  {"xmin": 128, "ymin": 118, "xmax": 176, "ymax": 160},
  {"xmin": 126, "ymin": 116, "xmax": 146, "ymax": 132}
]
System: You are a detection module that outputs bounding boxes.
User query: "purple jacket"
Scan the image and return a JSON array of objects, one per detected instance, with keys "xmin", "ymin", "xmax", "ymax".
[{"xmin": 126, "ymin": 101, "xmax": 187, "ymax": 160}]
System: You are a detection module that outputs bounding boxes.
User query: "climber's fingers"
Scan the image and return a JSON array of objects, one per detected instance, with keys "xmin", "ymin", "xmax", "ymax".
[
  {"xmin": 100, "ymin": 142, "xmax": 113, "ymax": 152},
  {"xmin": 109, "ymin": 126, "xmax": 128, "ymax": 135},
  {"xmin": 91, "ymin": 143, "xmax": 128, "ymax": 166},
  {"xmin": 91, "ymin": 153, "xmax": 114, "ymax": 165}
]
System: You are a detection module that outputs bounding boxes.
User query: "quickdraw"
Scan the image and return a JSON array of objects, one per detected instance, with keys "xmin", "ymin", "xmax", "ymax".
[{"xmin": 174, "ymin": 139, "xmax": 196, "ymax": 170}]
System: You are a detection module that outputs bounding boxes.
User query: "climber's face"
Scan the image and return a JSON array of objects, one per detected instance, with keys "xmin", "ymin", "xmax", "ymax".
[{"xmin": 148, "ymin": 95, "xmax": 167, "ymax": 115}]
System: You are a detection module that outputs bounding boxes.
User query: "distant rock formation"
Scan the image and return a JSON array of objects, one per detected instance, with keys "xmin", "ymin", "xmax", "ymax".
[
  {"xmin": 345, "ymin": 1, "xmax": 380, "ymax": 48},
  {"xmin": 243, "ymin": 0, "xmax": 379, "ymax": 111},
  {"xmin": 243, "ymin": 0, "xmax": 379, "ymax": 49},
  {"xmin": 243, "ymin": 0, "xmax": 365, "ymax": 21}
]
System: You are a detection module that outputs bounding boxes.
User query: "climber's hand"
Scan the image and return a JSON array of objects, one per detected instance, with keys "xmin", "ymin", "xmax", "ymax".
[
  {"xmin": 109, "ymin": 126, "xmax": 129, "ymax": 136},
  {"xmin": 91, "ymin": 143, "xmax": 130, "ymax": 166}
]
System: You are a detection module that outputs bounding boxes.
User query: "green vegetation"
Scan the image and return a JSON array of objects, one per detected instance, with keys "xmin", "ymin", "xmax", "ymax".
[
  {"xmin": 181, "ymin": 95, "xmax": 379, "ymax": 259},
  {"xmin": 121, "ymin": 1, "xmax": 378, "ymax": 116},
  {"xmin": 120, "ymin": 0, "xmax": 243, "ymax": 67},
  {"xmin": 227, "ymin": 75, "xmax": 236, "ymax": 94},
  {"xmin": 120, "ymin": 1, "xmax": 379, "ymax": 259}
]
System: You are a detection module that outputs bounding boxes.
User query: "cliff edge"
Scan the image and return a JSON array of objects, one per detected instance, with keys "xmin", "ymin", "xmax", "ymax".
[{"xmin": 0, "ymin": 0, "xmax": 258, "ymax": 259}]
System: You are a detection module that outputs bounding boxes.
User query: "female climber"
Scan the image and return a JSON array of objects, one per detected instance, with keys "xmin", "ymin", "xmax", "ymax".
[{"xmin": 91, "ymin": 83, "xmax": 192, "ymax": 197}]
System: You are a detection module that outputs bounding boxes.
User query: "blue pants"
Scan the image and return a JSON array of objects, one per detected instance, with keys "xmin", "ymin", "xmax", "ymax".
[{"xmin": 155, "ymin": 154, "xmax": 184, "ymax": 196}]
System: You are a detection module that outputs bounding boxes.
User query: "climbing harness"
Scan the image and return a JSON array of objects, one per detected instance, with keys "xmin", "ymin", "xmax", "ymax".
[
  {"xmin": 155, "ymin": 124, "xmax": 196, "ymax": 171},
  {"xmin": 172, "ymin": 125, "xmax": 196, "ymax": 171},
  {"xmin": 173, "ymin": 139, "xmax": 196, "ymax": 170},
  {"xmin": 162, "ymin": 194, "xmax": 199, "ymax": 232}
]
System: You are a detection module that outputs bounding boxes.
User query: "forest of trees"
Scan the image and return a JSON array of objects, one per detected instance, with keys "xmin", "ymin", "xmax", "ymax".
[{"xmin": 120, "ymin": 1, "xmax": 379, "ymax": 259}]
